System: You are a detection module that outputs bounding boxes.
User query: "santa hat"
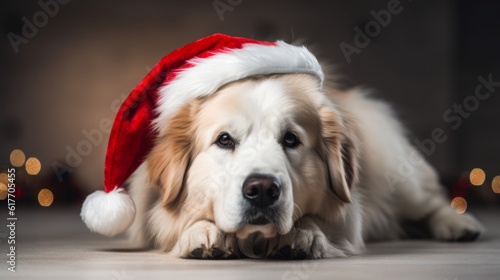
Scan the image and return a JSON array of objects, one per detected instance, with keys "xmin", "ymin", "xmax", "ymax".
[{"xmin": 80, "ymin": 33, "xmax": 324, "ymax": 237}]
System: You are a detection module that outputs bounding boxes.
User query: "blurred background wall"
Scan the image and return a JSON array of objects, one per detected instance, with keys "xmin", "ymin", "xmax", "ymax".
[{"xmin": 0, "ymin": 0, "xmax": 499, "ymax": 206}]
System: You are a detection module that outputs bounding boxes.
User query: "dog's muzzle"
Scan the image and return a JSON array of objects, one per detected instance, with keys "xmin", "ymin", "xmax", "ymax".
[
  {"xmin": 235, "ymin": 174, "xmax": 285, "ymax": 239},
  {"xmin": 241, "ymin": 174, "xmax": 281, "ymax": 225}
]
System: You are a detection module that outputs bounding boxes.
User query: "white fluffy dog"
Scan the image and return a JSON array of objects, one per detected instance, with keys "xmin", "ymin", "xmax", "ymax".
[{"xmin": 125, "ymin": 73, "xmax": 484, "ymax": 259}]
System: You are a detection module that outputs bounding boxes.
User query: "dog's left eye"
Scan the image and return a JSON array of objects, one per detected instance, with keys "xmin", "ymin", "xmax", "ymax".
[
  {"xmin": 282, "ymin": 132, "xmax": 300, "ymax": 149},
  {"xmin": 216, "ymin": 132, "xmax": 236, "ymax": 149}
]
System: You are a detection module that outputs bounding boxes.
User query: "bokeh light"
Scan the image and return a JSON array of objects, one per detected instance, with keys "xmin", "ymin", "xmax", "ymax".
[
  {"xmin": 10, "ymin": 149, "xmax": 26, "ymax": 167},
  {"xmin": 25, "ymin": 157, "xmax": 42, "ymax": 175},
  {"xmin": 38, "ymin": 189, "xmax": 54, "ymax": 207},
  {"xmin": 469, "ymin": 168, "xmax": 486, "ymax": 186},
  {"xmin": 0, "ymin": 183, "xmax": 7, "ymax": 200},
  {"xmin": 451, "ymin": 197, "xmax": 467, "ymax": 214},
  {"xmin": 492, "ymin": 176, "xmax": 500, "ymax": 194}
]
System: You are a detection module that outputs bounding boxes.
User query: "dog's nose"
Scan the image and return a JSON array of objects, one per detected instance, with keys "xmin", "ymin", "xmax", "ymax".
[{"xmin": 242, "ymin": 174, "xmax": 281, "ymax": 207}]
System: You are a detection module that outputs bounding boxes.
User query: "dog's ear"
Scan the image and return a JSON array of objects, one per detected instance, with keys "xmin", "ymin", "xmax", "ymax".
[
  {"xmin": 147, "ymin": 101, "xmax": 198, "ymax": 210},
  {"xmin": 320, "ymin": 107, "xmax": 359, "ymax": 203}
]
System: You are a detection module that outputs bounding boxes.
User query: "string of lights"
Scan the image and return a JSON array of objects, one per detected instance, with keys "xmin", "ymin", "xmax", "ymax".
[{"xmin": 1, "ymin": 149, "xmax": 53, "ymax": 206}]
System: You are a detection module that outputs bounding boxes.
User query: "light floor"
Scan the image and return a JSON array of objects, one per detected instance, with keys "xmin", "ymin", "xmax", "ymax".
[{"xmin": 1, "ymin": 206, "xmax": 499, "ymax": 280}]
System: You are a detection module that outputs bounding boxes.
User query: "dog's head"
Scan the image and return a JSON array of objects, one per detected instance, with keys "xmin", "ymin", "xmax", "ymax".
[{"xmin": 147, "ymin": 73, "xmax": 359, "ymax": 239}]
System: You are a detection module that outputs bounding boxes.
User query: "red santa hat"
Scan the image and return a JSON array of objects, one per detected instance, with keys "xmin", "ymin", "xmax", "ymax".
[{"xmin": 80, "ymin": 33, "xmax": 324, "ymax": 237}]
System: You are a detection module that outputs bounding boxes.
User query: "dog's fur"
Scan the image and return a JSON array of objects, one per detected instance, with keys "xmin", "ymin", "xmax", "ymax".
[{"xmin": 127, "ymin": 73, "xmax": 484, "ymax": 259}]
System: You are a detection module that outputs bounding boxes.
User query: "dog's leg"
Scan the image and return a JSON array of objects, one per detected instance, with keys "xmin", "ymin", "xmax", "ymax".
[
  {"xmin": 393, "ymin": 150, "xmax": 485, "ymax": 241},
  {"xmin": 172, "ymin": 220, "xmax": 237, "ymax": 259},
  {"xmin": 269, "ymin": 216, "xmax": 359, "ymax": 259},
  {"xmin": 427, "ymin": 205, "xmax": 485, "ymax": 241}
]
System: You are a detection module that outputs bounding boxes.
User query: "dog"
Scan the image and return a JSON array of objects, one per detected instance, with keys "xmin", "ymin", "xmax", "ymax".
[{"xmin": 126, "ymin": 73, "xmax": 484, "ymax": 259}]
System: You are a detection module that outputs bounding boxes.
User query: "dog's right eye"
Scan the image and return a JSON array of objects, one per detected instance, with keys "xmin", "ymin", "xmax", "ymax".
[{"xmin": 216, "ymin": 132, "xmax": 236, "ymax": 149}]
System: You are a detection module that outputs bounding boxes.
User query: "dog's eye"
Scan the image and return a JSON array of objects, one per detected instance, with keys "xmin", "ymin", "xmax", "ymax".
[
  {"xmin": 282, "ymin": 132, "xmax": 300, "ymax": 149},
  {"xmin": 216, "ymin": 132, "xmax": 236, "ymax": 149}
]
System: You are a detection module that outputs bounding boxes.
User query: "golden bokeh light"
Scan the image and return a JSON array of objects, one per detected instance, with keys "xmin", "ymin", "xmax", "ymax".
[
  {"xmin": 492, "ymin": 176, "xmax": 500, "ymax": 194},
  {"xmin": 451, "ymin": 197, "xmax": 467, "ymax": 214},
  {"xmin": 469, "ymin": 168, "xmax": 486, "ymax": 186},
  {"xmin": 38, "ymin": 189, "xmax": 54, "ymax": 207},
  {"xmin": 10, "ymin": 149, "xmax": 26, "ymax": 167},
  {"xmin": 25, "ymin": 157, "xmax": 42, "ymax": 175},
  {"xmin": 0, "ymin": 183, "xmax": 7, "ymax": 200}
]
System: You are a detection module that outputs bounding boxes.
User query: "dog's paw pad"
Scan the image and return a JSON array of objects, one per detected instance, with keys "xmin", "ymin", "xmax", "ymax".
[
  {"xmin": 178, "ymin": 220, "xmax": 238, "ymax": 258},
  {"xmin": 211, "ymin": 247, "xmax": 226, "ymax": 258},
  {"xmin": 278, "ymin": 245, "xmax": 292, "ymax": 256},
  {"xmin": 269, "ymin": 246, "xmax": 308, "ymax": 260},
  {"xmin": 269, "ymin": 245, "xmax": 292, "ymax": 259},
  {"xmin": 189, "ymin": 245, "xmax": 233, "ymax": 259},
  {"xmin": 455, "ymin": 229, "xmax": 481, "ymax": 242},
  {"xmin": 190, "ymin": 248, "xmax": 205, "ymax": 259}
]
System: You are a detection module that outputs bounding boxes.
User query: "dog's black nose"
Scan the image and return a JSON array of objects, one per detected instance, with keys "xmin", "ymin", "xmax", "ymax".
[{"xmin": 242, "ymin": 174, "xmax": 281, "ymax": 208}]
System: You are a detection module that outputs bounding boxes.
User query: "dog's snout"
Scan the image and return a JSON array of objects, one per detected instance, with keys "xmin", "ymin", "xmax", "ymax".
[{"xmin": 242, "ymin": 174, "xmax": 281, "ymax": 207}]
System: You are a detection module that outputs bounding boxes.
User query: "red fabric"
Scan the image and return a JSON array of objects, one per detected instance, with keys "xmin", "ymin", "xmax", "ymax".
[{"xmin": 104, "ymin": 34, "xmax": 274, "ymax": 192}]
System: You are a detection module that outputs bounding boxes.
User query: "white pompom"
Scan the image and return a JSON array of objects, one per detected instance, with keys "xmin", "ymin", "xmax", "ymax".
[{"xmin": 80, "ymin": 188, "xmax": 136, "ymax": 237}]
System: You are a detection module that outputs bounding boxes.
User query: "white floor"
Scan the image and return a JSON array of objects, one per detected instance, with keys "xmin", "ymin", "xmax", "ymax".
[{"xmin": 1, "ymin": 207, "xmax": 499, "ymax": 280}]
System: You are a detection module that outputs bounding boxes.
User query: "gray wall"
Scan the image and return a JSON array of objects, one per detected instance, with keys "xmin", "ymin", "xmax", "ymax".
[{"xmin": 0, "ymin": 0, "xmax": 498, "ymax": 193}]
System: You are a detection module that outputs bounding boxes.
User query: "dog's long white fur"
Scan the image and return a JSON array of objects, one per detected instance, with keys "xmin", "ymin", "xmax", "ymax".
[{"xmin": 127, "ymin": 74, "xmax": 484, "ymax": 258}]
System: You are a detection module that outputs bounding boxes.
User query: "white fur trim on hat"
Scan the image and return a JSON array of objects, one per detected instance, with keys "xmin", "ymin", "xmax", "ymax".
[
  {"xmin": 154, "ymin": 41, "xmax": 324, "ymax": 132},
  {"xmin": 80, "ymin": 188, "xmax": 136, "ymax": 237}
]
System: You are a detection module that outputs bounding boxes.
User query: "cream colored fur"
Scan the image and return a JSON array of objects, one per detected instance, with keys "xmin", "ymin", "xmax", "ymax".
[{"xmin": 127, "ymin": 74, "xmax": 484, "ymax": 259}]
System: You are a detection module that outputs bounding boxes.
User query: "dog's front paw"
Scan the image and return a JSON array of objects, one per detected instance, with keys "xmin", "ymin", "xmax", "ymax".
[
  {"xmin": 429, "ymin": 208, "xmax": 485, "ymax": 242},
  {"xmin": 175, "ymin": 221, "xmax": 236, "ymax": 259},
  {"xmin": 271, "ymin": 218, "xmax": 347, "ymax": 259}
]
